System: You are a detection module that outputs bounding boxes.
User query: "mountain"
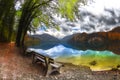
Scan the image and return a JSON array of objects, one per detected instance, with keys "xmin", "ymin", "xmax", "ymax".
[
  {"xmin": 68, "ymin": 26, "xmax": 120, "ymax": 54},
  {"xmin": 110, "ymin": 26, "xmax": 120, "ymax": 33},
  {"xmin": 28, "ymin": 34, "xmax": 61, "ymax": 50},
  {"xmin": 29, "ymin": 33, "xmax": 60, "ymax": 43}
]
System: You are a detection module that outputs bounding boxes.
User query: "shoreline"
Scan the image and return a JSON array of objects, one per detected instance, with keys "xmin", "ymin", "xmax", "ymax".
[
  {"xmin": 45, "ymin": 63, "xmax": 120, "ymax": 80},
  {"xmin": 0, "ymin": 43, "xmax": 120, "ymax": 80}
]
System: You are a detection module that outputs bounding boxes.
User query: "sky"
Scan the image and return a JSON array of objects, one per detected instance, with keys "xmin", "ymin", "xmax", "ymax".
[
  {"xmin": 15, "ymin": 0, "xmax": 120, "ymax": 15},
  {"xmin": 84, "ymin": 0, "xmax": 120, "ymax": 14},
  {"xmin": 29, "ymin": 0, "xmax": 120, "ymax": 37}
]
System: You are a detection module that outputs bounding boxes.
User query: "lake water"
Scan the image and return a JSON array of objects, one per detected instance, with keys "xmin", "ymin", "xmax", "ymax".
[{"xmin": 28, "ymin": 44, "xmax": 120, "ymax": 71}]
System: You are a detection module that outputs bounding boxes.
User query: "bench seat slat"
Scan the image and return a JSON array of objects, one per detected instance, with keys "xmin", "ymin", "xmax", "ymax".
[
  {"xmin": 50, "ymin": 62, "xmax": 62, "ymax": 68},
  {"xmin": 36, "ymin": 56, "xmax": 45, "ymax": 62}
]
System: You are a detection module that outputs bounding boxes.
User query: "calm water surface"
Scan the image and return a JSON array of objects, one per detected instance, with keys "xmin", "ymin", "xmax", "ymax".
[{"xmin": 29, "ymin": 44, "xmax": 120, "ymax": 71}]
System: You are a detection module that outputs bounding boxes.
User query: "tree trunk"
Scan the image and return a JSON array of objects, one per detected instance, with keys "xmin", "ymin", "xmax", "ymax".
[{"xmin": 16, "ymin": 24, "xmax": 23, "ymax": 47}]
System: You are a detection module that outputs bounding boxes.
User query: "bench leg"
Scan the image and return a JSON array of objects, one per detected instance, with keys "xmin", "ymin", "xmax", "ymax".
[
  {"xmin": 48, "ymin": 66, "xmax": 61, "ymax": 75},
  {"xmin": 42, "ymin": 66, "xmax": 48, "ymax": 76},
  {"xmin": 44, "ymin": 59, "xmax": 49, "ymax": 76},
  {"xmin": 52, "ymin": 67, "xmax": 60, "ymax": 72},
  {"xmin": 32, "ymin": 54, "xmax": 36, "ymax": 64}
]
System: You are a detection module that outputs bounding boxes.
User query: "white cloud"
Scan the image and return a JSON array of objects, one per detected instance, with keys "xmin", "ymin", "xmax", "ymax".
[{"xmin": 83, "ymin": 0, "xmax": 120, "ymax": 15}]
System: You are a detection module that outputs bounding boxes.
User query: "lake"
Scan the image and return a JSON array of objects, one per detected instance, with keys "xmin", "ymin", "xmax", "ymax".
[{"xmin": 28, "ymin": 43, "xmax": 120, "ymax": 71}]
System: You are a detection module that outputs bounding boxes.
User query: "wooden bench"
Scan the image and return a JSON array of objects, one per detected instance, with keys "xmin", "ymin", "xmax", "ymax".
[
  {"xmin": 32, "ymin": 52, "xmax": 46, "ymax": 64},
  {"xmin": 25, "ymin": 48, "xmax": 34, "ymax": 56},
  {"xmin": 30, "ymin": 51, "xmax": 63, "ymax": 76},
  {"xmin": 48, "ymin": 58, "xmax": 63, "ymax": 75}
]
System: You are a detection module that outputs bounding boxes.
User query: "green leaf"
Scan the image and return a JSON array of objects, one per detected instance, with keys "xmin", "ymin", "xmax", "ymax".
[
  {"xmin": 55, "ymin": 25, "xmax": 60, "ymax": 31},
  {"xmin": 16, "ymin": 10, "xmax": 22, "ymax": 17},
  {"xmin": 32, "ymin": 18, "xmax": 40, "ymax": 27},
  {"xmin": 58, "ymin": 0, "xmax": 79, "ymax": 21}
]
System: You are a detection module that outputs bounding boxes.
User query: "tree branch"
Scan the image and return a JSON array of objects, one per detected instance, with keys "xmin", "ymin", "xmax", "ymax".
[{"xmin": 32, "ymin": 0, "xmax": 53, "ymax": 10}]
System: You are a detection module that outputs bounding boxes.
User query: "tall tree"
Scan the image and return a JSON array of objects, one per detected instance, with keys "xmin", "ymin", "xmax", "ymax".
[
  {"xmin": 15, "ymin": 0, "xmax": 88, "ymax": 47},
  {"xmin": 15, "ymin": 0, "xmax": 51, "ymax": 46},
  {"xmin": 0, "ymin": 0, "xmax": 15, "ymax": 42}
]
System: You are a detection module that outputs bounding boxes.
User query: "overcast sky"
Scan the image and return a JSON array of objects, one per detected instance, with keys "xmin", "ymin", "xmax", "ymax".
[{"xmin": 83, "ymin": 0, "xmax": 120, "ymax": 14}]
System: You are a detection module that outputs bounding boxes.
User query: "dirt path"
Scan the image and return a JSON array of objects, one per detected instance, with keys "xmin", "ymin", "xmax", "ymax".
[
  {"xmin": 0, "ymin": 43, "xmax": 43, "ymax": 79},
  {"xmin": 0, "ymin": 43, "xmax": 120, "ymax": 80}
]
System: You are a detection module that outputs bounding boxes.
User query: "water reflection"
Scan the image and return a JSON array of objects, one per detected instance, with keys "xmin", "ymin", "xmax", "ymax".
[
  {"xmin": 70, "ymin": 41, "xmax": 120, "ymax": 55},
  {"xmin": 28, "ymin": 44, "xmax": 120, "ymax": 71}
]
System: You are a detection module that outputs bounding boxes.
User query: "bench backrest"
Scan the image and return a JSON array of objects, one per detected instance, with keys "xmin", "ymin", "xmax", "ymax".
[
  {"xmin": 48, "ymin": 58, "xmax": 54, "ymax": 64},
  {"xmin": 32, "ymin": 51, "xmax": 55, "ymax": 64}
]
